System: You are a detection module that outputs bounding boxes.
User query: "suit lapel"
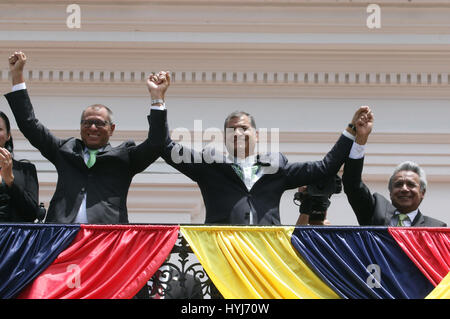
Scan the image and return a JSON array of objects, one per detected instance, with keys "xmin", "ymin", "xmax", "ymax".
[
  {"xmin": 221, "ymin": 163, "xmax": 248, "ymax": 190},
  {"xmin": 213, "ymin": 150, "xmax": 249, "ymax": 191},
  {"xmin": 59, "ymin": 139, "xmax": 87, "ymax": 169},
  {"xmin": 386, "ymin": 205, "xmax": 424, "ymax": 226},
  {"xmin": 97, "ymin": 143, "xmax": 113, "ymax": 155},
  {"xmin": 411, "ymin": 210, "xmax": 425, "ymax": 226},
  {"xmin": 384, "ymin": 202, "xmax": 398, "ymax": 226},
  {"xmin": 211, "ymin": 150, "xmax": 281, "ymax": 192},
  {"xmin": 61, "ymin": 139, "xmax": 114, "ymax": 169}
]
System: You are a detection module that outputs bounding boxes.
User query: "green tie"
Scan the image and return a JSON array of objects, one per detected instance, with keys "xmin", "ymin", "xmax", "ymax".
[
  {"xmin": 86, "ymin": 149, "xmax": 99, "ymax": 168},
  {"xmin": 231, "ymin": 164, "xmax": 259, "ymax": 181},
  {"xmin": 231, "ymin": 164, "xmax": 243, "ymax": 180},
  {"xmin": 251, "ymin": 165, "xmax": 259, "ymax": 178},
  {"xmin": 397, "ymin": 213, "xmax": 409, "ymax": 226}
]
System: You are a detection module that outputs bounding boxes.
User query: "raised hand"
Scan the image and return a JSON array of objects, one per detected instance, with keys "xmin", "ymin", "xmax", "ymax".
[
  {"xmin": 8, "ymin": 51, "xmax": 27, "ymax": 85},
  {"xmin": 355, "ymin": 106, "xmax": 374, "ymax": 145},
  {"xmin": 350, "ymin": 106, "xmax": 370, "ymax": 127},
  {"xmin": 146, "ymin": 71, "xmax": 171, "ymax": 103}
]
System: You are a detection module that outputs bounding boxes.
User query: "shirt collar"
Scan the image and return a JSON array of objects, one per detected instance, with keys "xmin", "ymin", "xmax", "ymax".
[
  {"xmin": 228, "ymin": 154, "xmax": 257, "ymax": 166},
  {"xmin": 395, "ymin": 209, "xmax": 419, "ymax": 221},
  {"xmin": 84, "ymin": 146, "xmax": 105, "ymax": 154}
]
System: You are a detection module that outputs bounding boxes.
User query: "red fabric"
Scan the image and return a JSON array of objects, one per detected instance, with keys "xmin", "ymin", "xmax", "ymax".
[
  {"xmin": 389, "ymin": 227, "xmax": 450, "ymax": 286},
  {"xmin": 18, "ymin": 224, "xmax": 179, "ymax": 299}
]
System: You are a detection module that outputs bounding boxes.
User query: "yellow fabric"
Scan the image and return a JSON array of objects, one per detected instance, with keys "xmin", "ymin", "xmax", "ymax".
[
  {"xmin": 426, "ymin": 271, "xmax": 450, "ymax": 299},
  {"xmin": 180, "ymin": 225, "xmax": 340, "ymax": 299}
]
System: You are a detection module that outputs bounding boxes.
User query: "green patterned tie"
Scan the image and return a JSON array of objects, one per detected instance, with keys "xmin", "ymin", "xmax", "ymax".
[
  {"xmin": 232, "ymin": 164, "xmax": 259, "ymax": 182},
  {"xmin": 86, "ymin": 149, "xmax": 99, "ymax": 168},
  {"xmin": 397, "ymin": 213, "xmax": 409, "ymax": 226},
  {"xmin": 251, "ymin": 165, "xmax": 259, "ymax": 179},
  {"xmin": 231, "ymin": 164, "xmax": 243, "ymax": 180}
]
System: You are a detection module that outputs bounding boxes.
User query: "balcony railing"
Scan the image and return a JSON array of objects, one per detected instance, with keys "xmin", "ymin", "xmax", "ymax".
[
  {"xmin": 0, "ymin": 223, "xmax": 448, "ymax": 299},
  {"xmin": 142, "ymin": 232, "xmax": 223, "ymax": 299}
]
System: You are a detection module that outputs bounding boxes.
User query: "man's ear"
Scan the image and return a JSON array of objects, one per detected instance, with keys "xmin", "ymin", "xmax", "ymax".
[{"xmin": 109, "ymin": 124, "xmax": 116, "ymax": 136}]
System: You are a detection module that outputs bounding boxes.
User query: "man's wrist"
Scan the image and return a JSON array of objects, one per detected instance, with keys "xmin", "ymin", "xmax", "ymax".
[
  {"xmin": 345, "ymin": 125, "xmax": 356, "ymax": 137},
  {"xmin": 151, "ymin": 98, "xmax": 165, "ymax": 106},
  {"xmin": 12, "ymin": 73, "xmax": 25, "ymax": 86},
  {"xmin": 355, "ymin": 135, "xmax": 368, "ymax": 146}
]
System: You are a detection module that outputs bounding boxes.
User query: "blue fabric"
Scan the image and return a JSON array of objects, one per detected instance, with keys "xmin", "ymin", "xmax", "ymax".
[
  {"xmin": 0, "ymin": 223, "xmax": 80, "ymax": 298},
  {"xmin": 291, "ymin": 226, "xmax": 435, "ymax": 299}
]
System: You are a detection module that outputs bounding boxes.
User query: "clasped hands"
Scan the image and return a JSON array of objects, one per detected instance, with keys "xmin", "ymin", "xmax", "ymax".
[{"xmin": 349, "ymin": 106, "xmax": 374, "ymax": 145}]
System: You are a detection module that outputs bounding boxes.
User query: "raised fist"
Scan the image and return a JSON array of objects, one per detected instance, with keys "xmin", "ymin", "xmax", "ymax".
[
  {"xmin": 352, "ymin": 105, "xmax": 374, "ymax": 145},
  {"xmin": 8, "ymin": 51, "xmax": 27, "ymax": 73},
  {"xmin": 8, "ymin": 51, "xmax": 27, "ymax": 85},
  {"xmin": 146, "ymin": 71, "xmax": 171, "ymax": 101}
]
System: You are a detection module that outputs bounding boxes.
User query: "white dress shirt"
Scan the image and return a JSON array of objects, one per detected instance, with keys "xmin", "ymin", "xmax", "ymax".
[
  {"xmin": 228, "ymin": 154, "xmax": 263, "ymax": 191},
  {"xmin": 73, "ymin": 147, "xmax": 105, "ymax": 223},
  {"xmin": 390, "ymin": 209, "xmax": 418, "ymax": 227}
]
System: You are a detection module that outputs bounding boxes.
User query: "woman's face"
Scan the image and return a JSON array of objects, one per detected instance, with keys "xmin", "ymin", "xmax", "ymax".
[{"xmin": 0, "ymin": 117, "xmax": 11, "ymax": 149}]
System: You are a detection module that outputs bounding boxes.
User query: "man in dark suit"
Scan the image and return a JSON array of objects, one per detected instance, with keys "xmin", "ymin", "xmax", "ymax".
[
  {"xmin": 149, "ymin": 73, "xmax": 373, "ymax": 225},
  {"xmin": 5, "ymin": 51, "xmax": 167, "ymax": 223},
  {"xmin": 342, "ymin": 117, "xmax": 446, "ymax": 227}
]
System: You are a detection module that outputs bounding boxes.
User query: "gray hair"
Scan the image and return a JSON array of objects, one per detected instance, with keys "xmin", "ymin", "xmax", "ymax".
[
  {"xmin": 388, "ymin": 161, "xmax": 427, "ymax": 192},
  {"xmin": 81, "ymin": 104, "xmax": 114, "ymax": 124}
]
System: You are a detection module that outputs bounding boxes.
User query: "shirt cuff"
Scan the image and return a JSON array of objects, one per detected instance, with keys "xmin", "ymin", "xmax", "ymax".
[
  {"xmin": 150, "ymin": 103, "xmax": 166, "ymax": 111},
  {"xmin": 349, "ymin": 142, "xmax": 365, "ymax": 159},
  {"xmin": 342, "ymin": 130, "xmax": 356, "ymax": 141},
  {"xmin": 12, "ymin": 82, "xmax": 26, "ymax": 92}
]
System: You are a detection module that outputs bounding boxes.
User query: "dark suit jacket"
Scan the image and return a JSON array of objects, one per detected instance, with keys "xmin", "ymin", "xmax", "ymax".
[
  {"xmin": 0, "ymin": 159, "xmax": 39, "ymax": 222},
  {"xmin": 4, "ymin": 89, "xmax": 165, "ymax": 224},
  {"xmin": 160, "ymin": 110, "xmax": 353, "ymax": 225},
  {"xmin": 342, "ymin": 157, "xmax": 447, "ymax": 227}
]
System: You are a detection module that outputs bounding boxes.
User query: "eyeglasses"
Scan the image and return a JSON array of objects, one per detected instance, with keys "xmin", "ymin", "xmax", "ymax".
[{"xmin": 80, "ymin": 119, "xmax": 111, "ymax": 128}]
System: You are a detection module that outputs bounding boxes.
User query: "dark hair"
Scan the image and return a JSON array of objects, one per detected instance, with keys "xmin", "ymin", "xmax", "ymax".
[
  {"xmin": 0, "ymin": 111, "xmax": 13, "ymax": 153},
  {"xmin": 81, "ymin": 104, "xmax": 114, "ymax": 124},
  {"xmin": 224, "ymin": 111, "xmax": 256, "ymax": 131}
]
